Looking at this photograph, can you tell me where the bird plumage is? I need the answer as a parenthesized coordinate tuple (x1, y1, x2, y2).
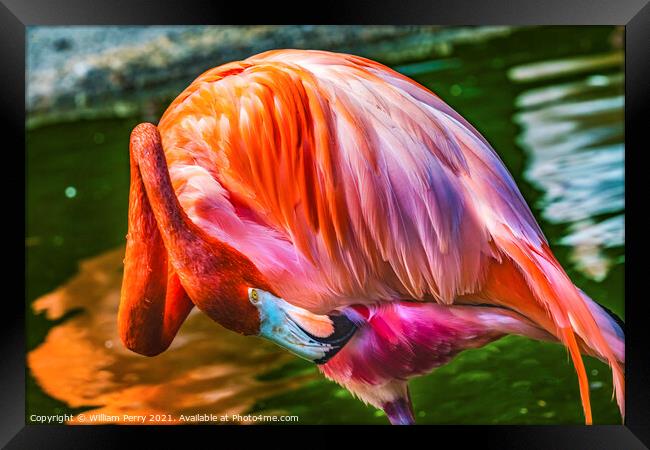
(124, 49, 623, 423)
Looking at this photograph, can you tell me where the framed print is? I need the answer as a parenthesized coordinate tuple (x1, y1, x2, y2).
(4, 0, 649, 447)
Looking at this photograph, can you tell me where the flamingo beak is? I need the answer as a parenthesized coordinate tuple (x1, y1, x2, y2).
(248, 288, 356, 364)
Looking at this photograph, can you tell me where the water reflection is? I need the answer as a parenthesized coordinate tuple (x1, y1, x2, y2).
(28, 247, 313, 424)
(511, 52, 624, 281)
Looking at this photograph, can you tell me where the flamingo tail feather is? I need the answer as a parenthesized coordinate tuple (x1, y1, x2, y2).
(478, 235, 624, 424)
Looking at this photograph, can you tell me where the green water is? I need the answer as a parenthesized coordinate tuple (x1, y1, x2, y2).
(26, 26, 624, 424)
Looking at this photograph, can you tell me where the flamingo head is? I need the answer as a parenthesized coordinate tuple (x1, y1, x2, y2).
(247, 287, 357, 364)
(177, 240, 356, 364)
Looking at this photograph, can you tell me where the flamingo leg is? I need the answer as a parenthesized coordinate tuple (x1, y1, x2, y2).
(117, 125, 194, 356)
(383, 385, 415, 425)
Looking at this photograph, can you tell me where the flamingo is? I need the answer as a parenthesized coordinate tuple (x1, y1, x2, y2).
(118, 49, 624, 425)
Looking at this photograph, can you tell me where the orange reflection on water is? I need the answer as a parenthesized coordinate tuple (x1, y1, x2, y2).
(28, 247, 315, 424)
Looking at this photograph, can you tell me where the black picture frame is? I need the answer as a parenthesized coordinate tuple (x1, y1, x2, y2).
(6, 0, 648, 447)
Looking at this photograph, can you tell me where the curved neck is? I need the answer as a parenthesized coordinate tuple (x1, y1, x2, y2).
(130, 124, 202, 251)
(129, 123, 264, 334)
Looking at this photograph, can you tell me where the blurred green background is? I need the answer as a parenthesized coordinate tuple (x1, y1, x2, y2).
(26, 25, 624, 424)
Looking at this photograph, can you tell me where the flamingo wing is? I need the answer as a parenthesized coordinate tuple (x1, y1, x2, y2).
(157, 50, 539, 307)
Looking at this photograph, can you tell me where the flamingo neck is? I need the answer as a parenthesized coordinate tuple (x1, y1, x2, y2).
(130, 124, 204, 253)
(129, 123, 263, 334)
